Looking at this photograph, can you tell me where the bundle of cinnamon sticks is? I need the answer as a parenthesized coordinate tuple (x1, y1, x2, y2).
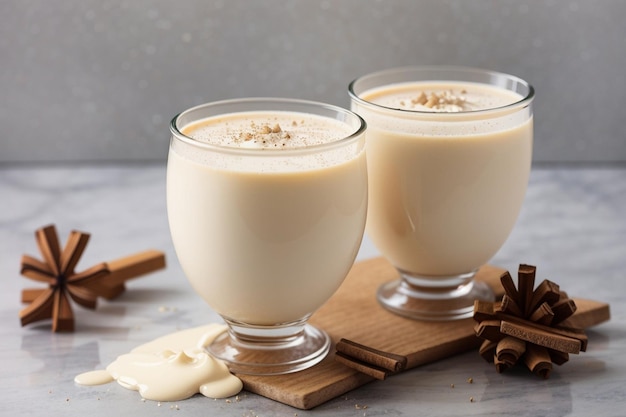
(19, 224, 166, 332)
(473, 265, 587, 378)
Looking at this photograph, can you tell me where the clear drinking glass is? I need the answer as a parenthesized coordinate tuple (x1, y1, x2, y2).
(167, 98, 367, 374)
(349, 66, 534, 320)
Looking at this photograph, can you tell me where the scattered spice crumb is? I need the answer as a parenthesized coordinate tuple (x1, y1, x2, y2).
(467, 377, 473, 384)
(450, 383, 455, 388)
(66, 398, 70, 402)
(470, 396, 475, 403)
(157, 402, 162, 407)
(225, 399, 231, 403)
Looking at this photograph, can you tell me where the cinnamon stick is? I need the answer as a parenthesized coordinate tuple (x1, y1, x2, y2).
(529, 280, 561, 313)
(517, 264, 536, 317)
(548, 349, 569, 366)
(479, 340, 498, 363)
(68, 263, 114, 298)
(500, 271, 519, 301)
(550, 298, 577, 325)
(52, 290, 74, 332)
(524, 344, 552, 379)
(59, 230, 91, 276)
(65, 283, 98, 309)
(103, 250, 167, 296)
(475, 320, 505, 342)
(36, 226, 62, 276)
(20, 255, 55, 284)
(496, 336, 526, 367)
(500, 320, 581, 354)
(334, 352, 388, 380)
(21, 288, 46, 303)
(528, 302, 554, 325)
(473, 300, 495, 322)
(19, 288, 55, 327)
(498, 294, 524, 317)
(335, 338, 407, 373)
(496, 313, 588, 351)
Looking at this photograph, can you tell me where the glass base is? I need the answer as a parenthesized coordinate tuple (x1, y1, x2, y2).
(377, 269, 495, 321)
(208, 319, 330, 375)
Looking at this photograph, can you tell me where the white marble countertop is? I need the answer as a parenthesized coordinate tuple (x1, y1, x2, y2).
(1, 163, 624, 416)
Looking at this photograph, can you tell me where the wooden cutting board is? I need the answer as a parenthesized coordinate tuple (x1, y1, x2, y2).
(238, 257, 610, 409)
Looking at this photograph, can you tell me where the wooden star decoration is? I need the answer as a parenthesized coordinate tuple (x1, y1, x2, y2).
(19, 224, 166, 332)
(473, 264, 587, 379)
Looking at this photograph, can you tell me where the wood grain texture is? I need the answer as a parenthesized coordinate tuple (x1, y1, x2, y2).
(238, 257, 610, 409)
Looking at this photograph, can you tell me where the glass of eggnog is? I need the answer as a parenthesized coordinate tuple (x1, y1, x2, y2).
(349, 66, 534, 320)
(167, 98, 367, 374)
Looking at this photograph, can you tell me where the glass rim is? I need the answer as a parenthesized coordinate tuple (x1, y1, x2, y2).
(348, 65, 535, 117)
(169, 97, 367, 157)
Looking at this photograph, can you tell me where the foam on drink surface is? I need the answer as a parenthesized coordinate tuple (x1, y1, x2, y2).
(182, 111, 354, 149)
(362, 81, 522, 113)
(355, 81, 527, 138)
(174, 110, 361, 173)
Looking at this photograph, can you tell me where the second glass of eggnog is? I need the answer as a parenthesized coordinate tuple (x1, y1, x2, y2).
(349, 66, 534, 320)
(167, 98, 367, 374)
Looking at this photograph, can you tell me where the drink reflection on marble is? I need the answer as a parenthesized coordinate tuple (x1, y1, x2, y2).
(167, 98, 367, 375)
(349, 66, 534, 320)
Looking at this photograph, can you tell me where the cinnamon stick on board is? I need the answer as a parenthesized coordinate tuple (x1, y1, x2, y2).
(335, 338, 407, 380)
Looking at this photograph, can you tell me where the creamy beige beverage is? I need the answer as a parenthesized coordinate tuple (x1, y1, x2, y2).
(167, 111, 367, 325)
(75, 324, 243, 401)
(355, 81, 532, 276)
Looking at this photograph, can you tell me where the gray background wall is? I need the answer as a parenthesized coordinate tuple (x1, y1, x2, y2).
(1, 0, 625, 164)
